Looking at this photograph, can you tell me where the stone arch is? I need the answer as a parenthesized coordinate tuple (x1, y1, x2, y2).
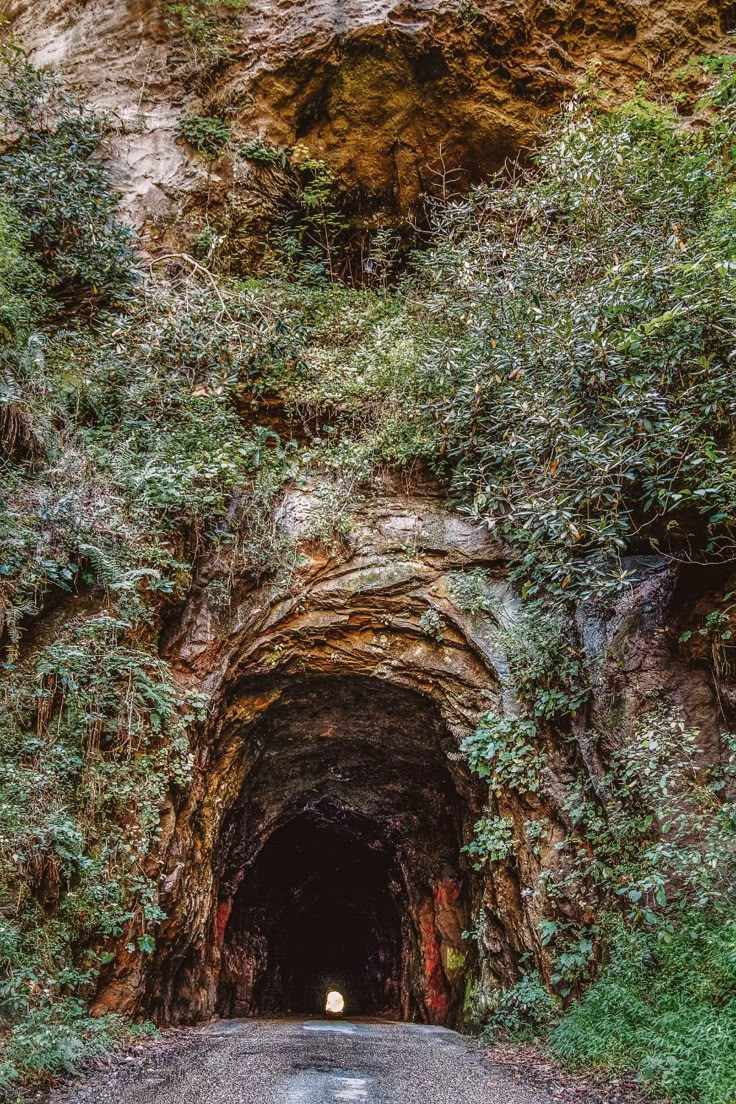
(92, 490, 563, 1027)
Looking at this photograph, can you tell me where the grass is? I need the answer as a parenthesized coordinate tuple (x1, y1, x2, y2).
(550, 912, 736, 1104)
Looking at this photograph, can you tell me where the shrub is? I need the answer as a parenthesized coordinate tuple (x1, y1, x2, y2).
(414, 65, 736, 599)
(462, 815, 514, 867)
(550, 912, 736, 1104)
(0, 49, 135, 310)
(0, 999, 156, 1095)
(0, 199, 48, 342)
(483, 973, 560, 1041)
(176, 112, 231, 159)
(502, 609, 589, 720)
(461, 714, 547, 794)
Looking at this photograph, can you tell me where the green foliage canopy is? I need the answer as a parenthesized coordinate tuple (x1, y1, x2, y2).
(410, 77, 736, 598)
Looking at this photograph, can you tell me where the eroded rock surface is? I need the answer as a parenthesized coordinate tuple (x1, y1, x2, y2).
(5, 0, 730, 250)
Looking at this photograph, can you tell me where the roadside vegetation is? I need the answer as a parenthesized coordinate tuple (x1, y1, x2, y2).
(1, 35, 735, 1102)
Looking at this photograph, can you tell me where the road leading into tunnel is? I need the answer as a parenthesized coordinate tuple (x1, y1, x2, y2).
(50, 1019, 553, 1104)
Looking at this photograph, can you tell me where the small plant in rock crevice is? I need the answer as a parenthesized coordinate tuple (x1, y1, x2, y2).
(461, 715, 548, 795)
(176, 111, 231, 159)
(164, 0, 247, 74)
(501, 608, 589, 721)
(419, 607, 446, 642)
(448, 568, 494, 615)
(240, 137, 289, 168)
(679, 589, 736, 687)
(462, 815, 514, 867)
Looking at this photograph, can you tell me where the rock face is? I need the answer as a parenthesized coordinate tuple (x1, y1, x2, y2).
(93, 488, 508, 1025)
(4, 0, 734, 1034)
(5, 0, 730, 251)
(86, 483, 728, 1028)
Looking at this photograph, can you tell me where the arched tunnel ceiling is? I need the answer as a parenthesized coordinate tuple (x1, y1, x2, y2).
(170, 489, 515, 735)
(218, 676, 471, 889)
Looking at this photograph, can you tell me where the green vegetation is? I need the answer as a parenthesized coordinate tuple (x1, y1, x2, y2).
(0, 47, 134, 310)
(550, 912, 736, 1104)
(482, 972, 559, 1040)
(1, 38, 736, 1103)
(164, 0, 247, 71)
(0, 53, 292, 1095)
(462, 815, 514, 867)
(447, 568, 494, 615)
(461, 716, 547, 795)
(176, 111, 231, 159)
(473, 705, 736, 1103)
(501, 610, 589, 720)
(418, 72, 736, 601)
(419, 607, 446, 641)
(239, 137, 289, 168)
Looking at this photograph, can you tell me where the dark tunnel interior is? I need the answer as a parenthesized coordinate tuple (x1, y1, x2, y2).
(219, 814, 403, 1017)
(213, 676, 482, 1024)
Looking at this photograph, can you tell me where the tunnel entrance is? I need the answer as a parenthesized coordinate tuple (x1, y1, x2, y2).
(218, 813, 403, 1017)
(212, 676, 480, 1025)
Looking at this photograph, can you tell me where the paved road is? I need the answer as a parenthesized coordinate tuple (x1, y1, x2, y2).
(51, 1019, 552, 1104)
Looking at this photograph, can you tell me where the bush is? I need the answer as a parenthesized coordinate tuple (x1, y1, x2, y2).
(482, 974, 560, 1041)
(462, 815, 514, 867)
(176, 112, 231, 159)
(413, 67, 736, 599)
(0, 999, 156, 1095)
(550, 912, 736, 1104)
(0, 199, 48, 342)
(461, 714, 547, 794)
(0, 49, 136, 310)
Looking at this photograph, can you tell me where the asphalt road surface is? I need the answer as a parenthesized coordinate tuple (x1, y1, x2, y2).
(50, 1019, 553, 1104)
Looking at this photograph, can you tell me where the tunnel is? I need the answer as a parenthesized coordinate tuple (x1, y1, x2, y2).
(218, 812, 403, 1017)
(211, 676, 481, 1025)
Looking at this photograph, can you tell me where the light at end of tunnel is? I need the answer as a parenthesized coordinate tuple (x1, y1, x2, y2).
(325, 990, 345, 1015)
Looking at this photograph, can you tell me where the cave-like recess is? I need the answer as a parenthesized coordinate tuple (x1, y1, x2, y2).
(211, 676, 479, 1024)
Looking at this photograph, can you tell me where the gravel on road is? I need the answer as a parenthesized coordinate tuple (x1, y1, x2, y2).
(48, 1018, 554, 1104)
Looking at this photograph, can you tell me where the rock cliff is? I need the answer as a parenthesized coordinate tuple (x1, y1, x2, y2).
(5, 0, 729, 251)
(3, 0, 734, 1037)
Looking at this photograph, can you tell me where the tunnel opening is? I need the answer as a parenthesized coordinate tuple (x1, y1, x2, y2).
(211, 676, 481, 1026)
(218, 812, 403, 1018)
(325, 991, 344, 1015)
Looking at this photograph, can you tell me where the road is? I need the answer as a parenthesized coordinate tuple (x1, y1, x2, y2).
(50, 1019, 553, 1104)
